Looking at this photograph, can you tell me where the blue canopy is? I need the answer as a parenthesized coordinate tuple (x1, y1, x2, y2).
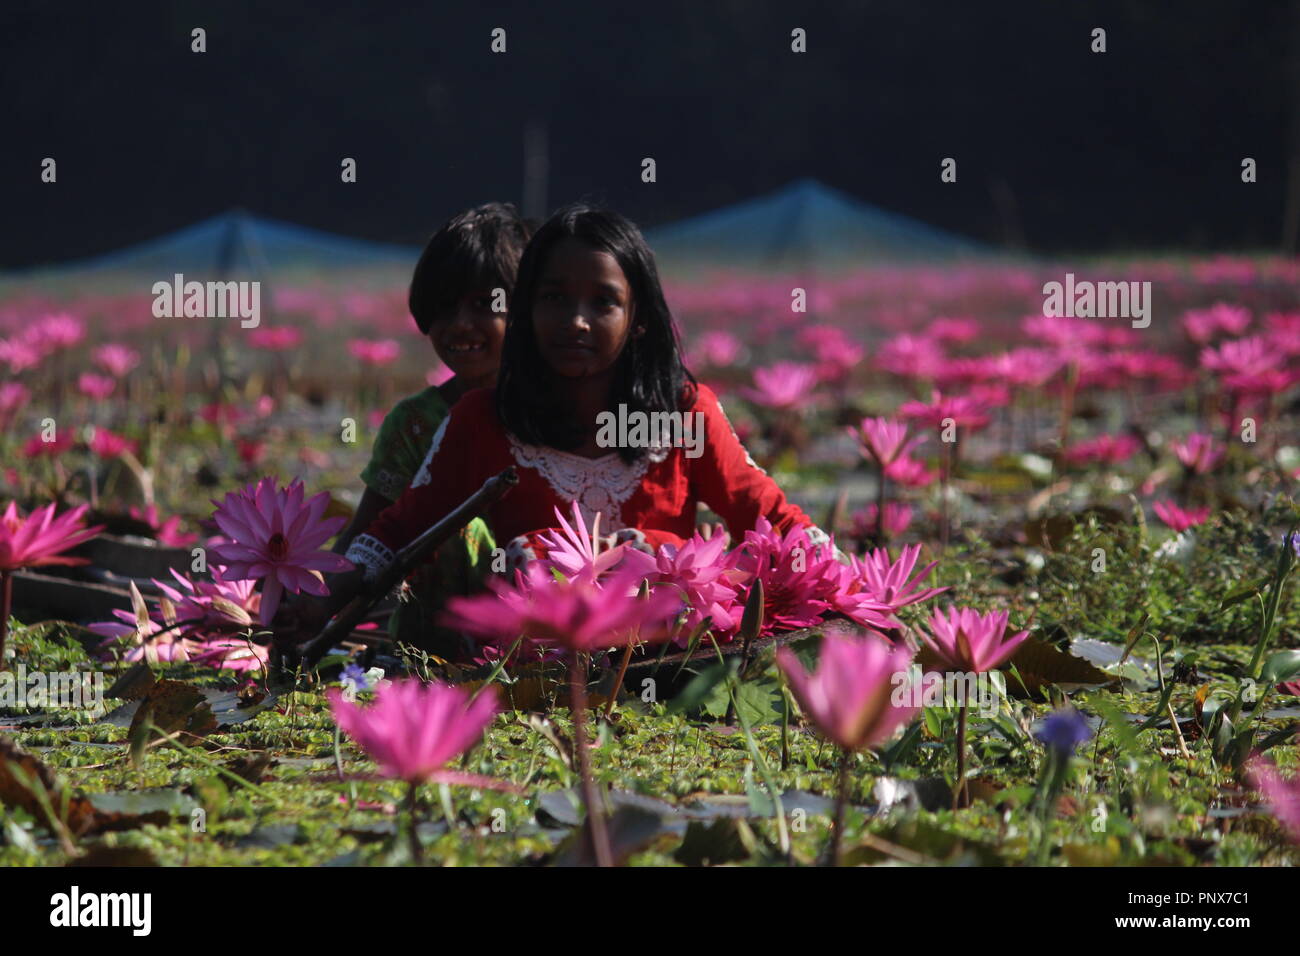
(645, 178, 991, 269)
(27, 209, 420, 278)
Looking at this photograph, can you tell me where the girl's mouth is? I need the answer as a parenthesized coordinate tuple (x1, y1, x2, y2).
(444, 342, 486, 354)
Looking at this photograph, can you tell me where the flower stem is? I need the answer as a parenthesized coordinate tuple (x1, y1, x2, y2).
(0, 568, 12, 670)
(829, 749, 851, 867)
(604, 639, 636, 721)
(407, 780, 423, 864)
(570, 650, 612, 867)
(875, 466, 887, 544)
(953, 701, 969, 810)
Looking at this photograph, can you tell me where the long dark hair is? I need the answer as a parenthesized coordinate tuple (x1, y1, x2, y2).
(496, 203, 695, 464)
(408, 202, 534, 334)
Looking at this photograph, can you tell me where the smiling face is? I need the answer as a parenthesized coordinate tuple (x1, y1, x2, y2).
(427, 289, 507, 384)
(531, 238, 636, 380)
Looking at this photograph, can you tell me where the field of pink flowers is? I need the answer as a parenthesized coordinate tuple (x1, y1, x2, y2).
(2, 255, 1299, 867)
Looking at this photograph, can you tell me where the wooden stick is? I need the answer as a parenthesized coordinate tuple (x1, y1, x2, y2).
(297, 467, 518, 669)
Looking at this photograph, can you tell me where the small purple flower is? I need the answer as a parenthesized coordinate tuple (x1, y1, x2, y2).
(1035, 707, 1093, 756)
(340, 663, 370, 698)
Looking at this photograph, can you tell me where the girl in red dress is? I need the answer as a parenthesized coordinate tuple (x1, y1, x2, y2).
(341, 202, 829, 585)
(282, 204, 830, 648)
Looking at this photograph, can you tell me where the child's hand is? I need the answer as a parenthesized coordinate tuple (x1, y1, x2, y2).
(698, 522, 731, 548)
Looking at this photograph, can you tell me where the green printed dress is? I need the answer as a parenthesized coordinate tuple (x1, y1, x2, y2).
(360, 386, 496, 657)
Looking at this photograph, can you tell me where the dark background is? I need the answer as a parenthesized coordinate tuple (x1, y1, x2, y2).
(3, 0, 1297, 268)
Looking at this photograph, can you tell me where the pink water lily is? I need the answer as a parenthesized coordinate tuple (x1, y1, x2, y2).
(1152, 500, 1211, 534)
(730, 517, 839, 634)
(1247, 756, 1300, 843)
(128, 504, 200, 548)
(0, 501, 103, 573)
(537, 502, 628, 583)
(77, 373, 116, 401)
(92, 343, 141, 378)
(884, 454, 938, 488)
(442, 561, 682, 656)
(1170, 433, 1225, 474)
(740, 362, 819, 409)
(1183, 303, 1251, 344)
(899, 389, 990, 432)
(211, 477, 352, 625)
(346, 338, 401, 366)
(645, 531, 748, 642)
(330, 678, 499, 784)
(87, 427, 137, 459)
(1062, 433, 1141, 466)
(89, 566, 268, 672)
(919, 606, 1029, 674)
(852, 544, 947, 614)
(850, 417, 920, 467)
(776, 632, 918, 752)
(852, 503, 913, 540)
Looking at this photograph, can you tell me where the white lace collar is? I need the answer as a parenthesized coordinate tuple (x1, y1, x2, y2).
(507, 435, 668, 528)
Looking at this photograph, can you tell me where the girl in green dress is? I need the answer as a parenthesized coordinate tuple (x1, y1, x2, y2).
(333, 202, 533, 657)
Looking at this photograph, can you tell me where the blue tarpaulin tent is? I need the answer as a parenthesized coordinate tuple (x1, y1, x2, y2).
(645, 178, 991, 270)
(23, 210, 421, 278)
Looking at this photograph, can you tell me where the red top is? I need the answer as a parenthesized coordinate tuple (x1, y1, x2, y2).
(345, 384, 816, 577)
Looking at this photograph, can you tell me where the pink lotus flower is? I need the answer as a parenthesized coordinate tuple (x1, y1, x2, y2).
(88, 427, 137, 459)
(26, 313, 85, 352)
(1182, 303, 1251, 344)
(852, 503, 913, 540)
(210, 477, 353, 625)
(919, 606, 1029, 674)
(90, 566, 266, 672)
(740, 362, 819, 409)
(537, 502, 631, 583)
(1200, 336, 1278, 378)
(877, 334, 946, 380)
(926, 317, 981, 344)
(92, 343, 141, 378)
(1152, 500, 1210, 534)
(347, 338, 401, 366)
(729, 517, 839, 634)
(643, 531, 747, 641)
(776, 632, 919, 752)
(883, 454, 938, 488)
(1, 501, 104, 659)
(248, 327, 304, 351)
(1246, 756, 1300, 843)
(77, 373, 116, 401)
(852, 544, 948, 614)
(1062, 433, 1141, 466)
(128, 504, 199, 547)
(690, 330, 742, 368)
(0, 383, 29, 429)
(329, 679, 499, 783)
(1170, 433, 1225, 474)
(443, 562, 682, 655)
(985, 348, 1062, 389)
(21, 433, 73, 458)
(849, 417, 920, 467)
(0, 500, 100, 573)
(0, 338, 42, 374)
(899, 389, 990, 432)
